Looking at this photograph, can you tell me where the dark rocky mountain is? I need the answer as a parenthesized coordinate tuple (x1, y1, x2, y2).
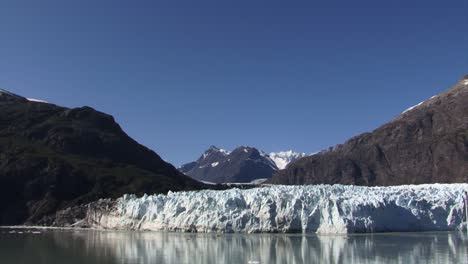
(180, 146, 278, 183)
(270, 75, 468, 186)
(0, 89, 202, 225)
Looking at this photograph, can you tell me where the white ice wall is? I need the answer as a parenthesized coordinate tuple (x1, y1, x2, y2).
(88, 184, 468, 234)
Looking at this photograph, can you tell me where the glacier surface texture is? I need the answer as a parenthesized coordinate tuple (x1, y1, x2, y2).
(88, 184, 468, 234)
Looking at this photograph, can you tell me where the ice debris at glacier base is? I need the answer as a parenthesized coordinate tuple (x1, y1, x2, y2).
(89, 184, 468, 234)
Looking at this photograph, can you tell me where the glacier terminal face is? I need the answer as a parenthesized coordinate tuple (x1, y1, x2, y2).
(87, 184, 468, 234)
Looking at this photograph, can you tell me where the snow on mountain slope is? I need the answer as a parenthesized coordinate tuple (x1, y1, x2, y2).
(179, 146, 278, 183)
(401, 95, 437, 114)
(180, 147, 309, 183)
(27, 98, 48, 103)
(86, 184, 468, 234)
(402, 75, 468, 115)
(269, 151, 307, 169)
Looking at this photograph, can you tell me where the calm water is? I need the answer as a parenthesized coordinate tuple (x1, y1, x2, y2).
(0, 228, 467, 264)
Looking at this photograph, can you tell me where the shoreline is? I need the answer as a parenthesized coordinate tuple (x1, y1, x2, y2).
(1, 226, 467, 237)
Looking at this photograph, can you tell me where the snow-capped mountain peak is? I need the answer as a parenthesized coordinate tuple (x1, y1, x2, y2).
(180, 146, 312, 183)
(180, 146, 279, 183)
(269, 151, 307, 169)
(201, 146, 229, 159)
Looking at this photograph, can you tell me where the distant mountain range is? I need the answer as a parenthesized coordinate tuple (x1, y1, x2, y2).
(0, 89, 202, 225)
(270, 75, 468, 185)
(179, 146, 308, 183)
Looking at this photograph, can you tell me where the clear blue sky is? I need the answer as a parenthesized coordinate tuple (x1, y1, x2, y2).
(1, 0, 467, 166)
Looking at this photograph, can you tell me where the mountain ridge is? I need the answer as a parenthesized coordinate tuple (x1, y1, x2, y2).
(0, 89, 202, 225)
(270, 75, 468, 185)
(180, 146, 309, 183)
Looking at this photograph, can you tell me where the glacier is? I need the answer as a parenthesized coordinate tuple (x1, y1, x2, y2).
(86, 184, 468, 234)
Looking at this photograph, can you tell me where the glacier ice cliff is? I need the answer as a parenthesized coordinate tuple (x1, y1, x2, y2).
(85, 184, 468, 234)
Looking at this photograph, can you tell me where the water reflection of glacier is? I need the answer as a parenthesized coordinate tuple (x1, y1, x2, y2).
(53, 230, 467, 264)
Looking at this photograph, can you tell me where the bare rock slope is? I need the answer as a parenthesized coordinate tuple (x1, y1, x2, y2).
(270, 76, 468, 185)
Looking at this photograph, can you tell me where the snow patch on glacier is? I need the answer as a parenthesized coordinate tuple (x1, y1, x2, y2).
(88, 184, 468, 234)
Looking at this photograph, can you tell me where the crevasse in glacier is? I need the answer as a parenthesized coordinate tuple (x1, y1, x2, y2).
(88, 184, 468, 234)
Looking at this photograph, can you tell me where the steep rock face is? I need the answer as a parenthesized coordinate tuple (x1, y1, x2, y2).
(180, 146, 278, 183)
(270, 76, 468, 185)
(0, 90, 201, 225)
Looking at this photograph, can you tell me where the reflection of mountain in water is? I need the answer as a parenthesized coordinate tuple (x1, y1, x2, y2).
(1, 229, 467, 264)
(56, 231, 468, 264)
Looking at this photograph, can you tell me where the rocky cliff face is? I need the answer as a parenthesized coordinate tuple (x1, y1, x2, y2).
(0, 89, 202, 225)
(270, 76, 468, 186)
